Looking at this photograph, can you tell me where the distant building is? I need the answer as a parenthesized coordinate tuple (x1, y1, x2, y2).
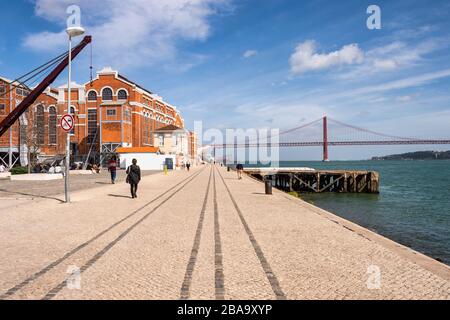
(154, 125, 199, 166)
(0, 67, 197, 168)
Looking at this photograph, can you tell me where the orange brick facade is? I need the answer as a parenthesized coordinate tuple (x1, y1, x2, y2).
(0, 68, 190, 166)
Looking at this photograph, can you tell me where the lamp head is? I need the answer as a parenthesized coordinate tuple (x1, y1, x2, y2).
(66, 26, 85, 38)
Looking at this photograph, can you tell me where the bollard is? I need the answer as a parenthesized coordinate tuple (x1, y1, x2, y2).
(265, 178, 272, 195)
(227, 166, 230, 172)
(164, 165, 168, 175)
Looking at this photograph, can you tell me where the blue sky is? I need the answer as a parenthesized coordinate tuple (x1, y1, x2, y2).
(1, 0, 450, 160)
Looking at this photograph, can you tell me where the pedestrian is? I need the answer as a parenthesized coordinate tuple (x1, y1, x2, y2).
(108, 156, 118, 184)
(186, 160, 191, 172)
(236, 163, 244, 180)
(126, 158, 141, 199)
(0, 164, 5, 173)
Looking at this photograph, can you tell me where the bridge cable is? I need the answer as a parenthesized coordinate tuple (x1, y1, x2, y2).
(327, 117, 418, 141)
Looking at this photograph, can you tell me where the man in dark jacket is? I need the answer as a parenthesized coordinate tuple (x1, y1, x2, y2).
(126, 159, 141, 199)
(236, 163, 244, 180)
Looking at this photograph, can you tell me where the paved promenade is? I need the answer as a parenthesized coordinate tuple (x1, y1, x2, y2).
(0, 165, 449, 300)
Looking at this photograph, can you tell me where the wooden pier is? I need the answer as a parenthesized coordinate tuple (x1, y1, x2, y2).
(244, 168, 379, 194)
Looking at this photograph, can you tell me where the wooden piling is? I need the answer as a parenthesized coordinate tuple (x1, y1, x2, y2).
(245, 168, 380, 194)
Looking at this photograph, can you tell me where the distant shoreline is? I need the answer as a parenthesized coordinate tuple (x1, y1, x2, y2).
(370, 150, 450, 161)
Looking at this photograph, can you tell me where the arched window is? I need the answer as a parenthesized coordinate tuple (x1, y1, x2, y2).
(87, 91, 97, 101)
(48, 106, 57, 144)
(118, 89, 128, 100)
(102, 88, 113, 101)
(35, 105, 45, 145)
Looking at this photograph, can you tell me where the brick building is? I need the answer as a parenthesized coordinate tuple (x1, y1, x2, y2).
(0, 67, 196, 168)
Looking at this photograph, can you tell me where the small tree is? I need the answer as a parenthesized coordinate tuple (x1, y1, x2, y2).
(19, 110, 42, 173)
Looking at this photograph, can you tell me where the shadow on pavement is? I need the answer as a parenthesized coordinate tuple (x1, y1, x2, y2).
(108, 194, 132, 199)
(0, 189, 65, 203)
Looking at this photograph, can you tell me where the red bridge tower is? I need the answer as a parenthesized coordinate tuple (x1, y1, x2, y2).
(323, 116, 329, 162)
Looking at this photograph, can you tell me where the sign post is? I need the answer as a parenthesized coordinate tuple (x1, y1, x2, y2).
(61, 114, 75, 203)
(61, 114, 75, 132)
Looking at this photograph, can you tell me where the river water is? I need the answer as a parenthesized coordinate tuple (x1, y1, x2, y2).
(256, 160, 450, 265)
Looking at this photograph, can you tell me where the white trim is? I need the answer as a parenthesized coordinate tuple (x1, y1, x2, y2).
(129, 101, 156, 112)
(86, 89, 98, 101)
(83, 68, 138, 94)
(80, 69, 182, 116)
(44, 87, 59, 100)
(116, 88, 129, 98)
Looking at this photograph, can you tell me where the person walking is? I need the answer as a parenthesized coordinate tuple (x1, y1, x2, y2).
(108, 156, 118, 184)
(186, 160, 191, 172)
(236, 163, 244, 180)
(126, 159, 141, 199)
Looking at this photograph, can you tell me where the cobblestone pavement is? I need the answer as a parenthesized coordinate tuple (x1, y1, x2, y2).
(0, 165, 449, 300)
(0, 170, 158, 201)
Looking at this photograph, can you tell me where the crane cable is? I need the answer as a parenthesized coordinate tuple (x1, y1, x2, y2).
(89, 41, 94, 86)
(0, 50, 69, 99)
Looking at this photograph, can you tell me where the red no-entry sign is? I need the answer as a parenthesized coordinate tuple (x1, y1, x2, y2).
(61, 114, 75, 132)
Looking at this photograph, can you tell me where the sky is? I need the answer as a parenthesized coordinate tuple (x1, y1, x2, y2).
(1, 0, 450, 160)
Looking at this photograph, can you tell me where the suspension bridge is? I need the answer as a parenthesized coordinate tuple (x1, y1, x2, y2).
(213, 116, 450, 161)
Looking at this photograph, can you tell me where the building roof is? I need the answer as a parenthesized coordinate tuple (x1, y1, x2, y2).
(100, 101, 127, 106)
(154, 125, 184, 132)
(116, 146, 160, 154)
(88, 67, 155, 97)
(0, 76, 13, 83)
(0, 76, 30, 88)
(58, 81, 84, 89)
(88, 67, 182, 115)
(117, 73, 154, 96)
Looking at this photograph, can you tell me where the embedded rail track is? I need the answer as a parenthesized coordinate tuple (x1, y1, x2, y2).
(3, 165, 447, 300)
(179, 165, 286, 300)
(0, 166, 207, 300)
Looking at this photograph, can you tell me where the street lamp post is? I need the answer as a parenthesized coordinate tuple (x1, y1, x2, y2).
(8, 82, 13, 170)
(65, 26, 85, 203)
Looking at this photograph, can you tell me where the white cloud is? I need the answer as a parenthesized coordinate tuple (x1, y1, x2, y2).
(243, 50, 257, 58)
(23, 30, 67, 51)
(234, 101, 329, 130)
(349, 68, 450, 95)
(339, 39, 443, 79)
(24, 0, 230, 68)
(373, 59, 398, 70)
(396, 95, 412, 102)
(289, 40, 364, 74)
